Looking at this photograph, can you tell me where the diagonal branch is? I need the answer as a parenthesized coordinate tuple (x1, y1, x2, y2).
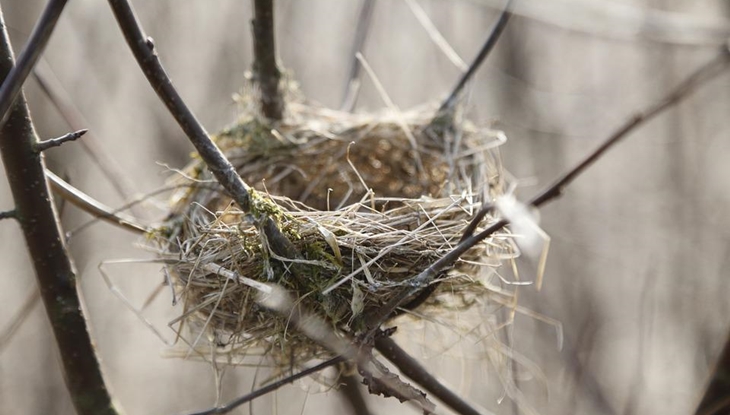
(0, 6, 119, 415)
(106, 0, 297, 258)
(251, 0, 284, 121)
(434, 0, 513, 119)
(340, 0, 377, 112)
(183, 356, 345, 415)
(0, 0, 68, 128)
(369, 47, 730, 332)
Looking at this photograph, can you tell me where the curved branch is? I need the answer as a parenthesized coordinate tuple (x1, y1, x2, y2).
(0, 0, 68, 128)
(0, 7, 119, 415)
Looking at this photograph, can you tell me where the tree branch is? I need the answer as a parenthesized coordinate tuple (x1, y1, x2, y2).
(183, 356, 345, 415)
(0, 0, 68, 128)
(369, 47, 730, 332)
(106, 0, 297, 257)
(434, 0, 513, 119)
(251, 0, 284, 121)
(0, 209, 15, 220)
(0, 6, 119, 415)
(35, 128, 87, 152)
(375, 335, 483, 415)
(696, 332, 730, 414)
(340, 0, 377, 112)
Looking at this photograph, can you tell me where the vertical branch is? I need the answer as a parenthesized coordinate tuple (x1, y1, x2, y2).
(252, 0, 284, 121)
(340, 0, 376, 112)
(0, 7, 119, 415)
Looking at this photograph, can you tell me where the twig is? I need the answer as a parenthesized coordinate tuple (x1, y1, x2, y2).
(340, 0, 377, 112)
(375, 335, 485, 415)
(0, 0, 68, 128)
(106, 0, 297, 257)
(33, 65, 140, 209)
(252, 0, 284, 121)
(45, 169, 150, 234)
(35, 128, 87, 152)
(434, 0, 512, 118)
(0, 6, 119, 415)
(183, 356, 345, 415)
(0, 209, 15, 220)
(368, 47, 730, 332)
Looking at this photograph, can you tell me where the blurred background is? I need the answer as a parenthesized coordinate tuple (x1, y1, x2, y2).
(1, 0, 730, 414)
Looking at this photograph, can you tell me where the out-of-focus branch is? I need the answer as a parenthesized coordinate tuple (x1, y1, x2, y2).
(0, 0, 68, 127)
(251, 0, 284, 121)
(183, 356, 345, 415)
(0, 6, 119, 415)
(696, 331, 730, 415)
(369, 47, 730, 331)
(434, 0, 512, 119)
(45, 169, 149, 234)
(340, 0, 376, 112)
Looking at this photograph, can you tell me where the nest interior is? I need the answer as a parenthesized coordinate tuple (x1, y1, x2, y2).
(154, 103, 513, 367)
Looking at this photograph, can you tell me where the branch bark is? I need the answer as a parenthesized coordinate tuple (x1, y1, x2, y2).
(0, 6, 119, 415)
(252, 0, 284, 121)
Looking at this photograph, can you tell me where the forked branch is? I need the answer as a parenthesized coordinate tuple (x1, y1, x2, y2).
(370, 46, 730, 332)
(0, 6, 119, 415)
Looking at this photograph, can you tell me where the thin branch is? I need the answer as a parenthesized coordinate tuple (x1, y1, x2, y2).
(434, 0, 513, 118)
(0, 209, 15, 220)
(45, 169, 150, 234)
(0, 6, 119, 415)
(340, 0, 377, 112)
(252, 0, 284, 121)
(33, 65, 140, 209)
(375, 335, 484, 415)
(0, 0, 68, 128)
(183, 356, 345, 415)
(35, 128, 87, 152)
(106, 0, 297, 257)
(368, 47, 730, 332)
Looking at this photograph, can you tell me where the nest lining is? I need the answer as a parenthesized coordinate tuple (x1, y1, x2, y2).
(154, 102, 514, 367)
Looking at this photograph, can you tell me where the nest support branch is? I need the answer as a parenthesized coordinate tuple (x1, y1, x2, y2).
(251, 0, 285, 121)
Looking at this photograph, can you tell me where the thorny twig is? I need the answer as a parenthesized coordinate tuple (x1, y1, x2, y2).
(252, 0, 285, 121)
(0, 5, 119, 415)
(0, 0, 68, 128)
(369, 46, 730, 333)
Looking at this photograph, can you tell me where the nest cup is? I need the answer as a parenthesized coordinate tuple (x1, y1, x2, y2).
(154, 101, 512, 368)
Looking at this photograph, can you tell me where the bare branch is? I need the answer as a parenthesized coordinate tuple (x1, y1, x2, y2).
(434, 0, 513, 118)
(183, 356, 345, 415)
(340, 0, 377, 112)
(35, 128, 87, 152)
(45, 170, 150, 234)
(252, 0, 284, 121)
(369, 47, 730, 332)
(0, 0, 68, 128)
(106, 0, 298, 258)
(339, 373, 373, 415)
(0, 209, 15, 220)
(0, 6, 119, 414)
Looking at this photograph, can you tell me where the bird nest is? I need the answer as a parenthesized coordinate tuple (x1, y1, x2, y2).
(151, 102, 515, 369)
